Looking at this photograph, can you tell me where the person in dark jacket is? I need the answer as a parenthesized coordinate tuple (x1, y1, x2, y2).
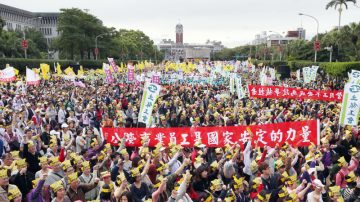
(22, 140, 41, 174)
(10, 158, 35, 201)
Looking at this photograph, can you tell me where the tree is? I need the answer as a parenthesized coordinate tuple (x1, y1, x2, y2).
(55, 8, 108, 60)
(326, 0, 357, 31)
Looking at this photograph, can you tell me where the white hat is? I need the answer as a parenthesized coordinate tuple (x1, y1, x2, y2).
(50, 130, 60, 136)
(61, 123, 69, 128)
(313, 179, 324, 188)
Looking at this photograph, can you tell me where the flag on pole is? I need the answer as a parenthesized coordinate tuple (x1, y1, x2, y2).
(56, 63, 62, 75)
(138, 82, 161, 127)
(127, 64, 135, 82)
(103, 63, 114, 84)
(229, 74, 235, 94)
(340, 83, 360, 126)
(26, 68, 40, 85)
(348, 70, 360, 84)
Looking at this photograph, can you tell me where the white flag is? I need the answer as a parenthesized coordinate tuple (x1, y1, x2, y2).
(310, 65, 319, 81)
(340, 83, 360, 126)
(302, 67, 311, 84)
(0, 66, 16, 82)
(26, 68, 40, 85)
(138, 82, 161, 127)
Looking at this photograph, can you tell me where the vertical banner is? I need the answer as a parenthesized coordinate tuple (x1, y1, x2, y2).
(40, 63, 50, 80)
(127, 64, 135, 82)
(235, 76, 245, 99)
(138, 83, 161, 127)
(310, 65, 319, 81)
(340, 83, 360, 126)
(26, 68, 40, 86)
(302, 67, 312, 84)
(103, 63, 114, 84)
(230, 74, 235, 94)
(151, 72, 161, 84)
(348, 70, 360, 84)
(107, 57, 119, 72)
(296, 69, 301, 81)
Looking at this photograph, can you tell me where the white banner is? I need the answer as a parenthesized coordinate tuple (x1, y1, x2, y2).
(348, 70, 360, 84)
(296, 69, 301, 81)
(340, 83, 360, 126)
(310, 65, 319, 81)
(0, 67, 16, 82)
(269, 67, 276, 80)
(302, 67, 311, 84)
(235, 76, 245, 99)
(138, 82, 161, 127)
(26, 68, 40, 85)
(230, 74, 235, 94)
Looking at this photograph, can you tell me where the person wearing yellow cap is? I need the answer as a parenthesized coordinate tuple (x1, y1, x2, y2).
(10, 158, 35, 201)
(8, 185, 22, 202)
(335, 156, 358, 188)
(45, 156, 64, 186)
(35, 156, 50, 179)
(27, 172, 47, 201)
(0, 168, 19, 201)
(79, 161, 99, 201)
(66, 172, 100, 201)
(342, 171, 358, 201)
(50, 180, 71, 202)
(22, 138, 41, 174)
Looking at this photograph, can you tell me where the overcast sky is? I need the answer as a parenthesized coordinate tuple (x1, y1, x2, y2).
(2, 0, 360, 48)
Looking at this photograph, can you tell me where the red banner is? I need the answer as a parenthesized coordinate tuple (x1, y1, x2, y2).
(102, 120, 320, 148)
(248, 85, 343, 102)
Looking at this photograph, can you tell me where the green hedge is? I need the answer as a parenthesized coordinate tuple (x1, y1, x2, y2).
(321, 62, 360, 76)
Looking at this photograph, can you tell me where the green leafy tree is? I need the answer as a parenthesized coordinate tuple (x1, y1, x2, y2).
(55, 8, 108, 60)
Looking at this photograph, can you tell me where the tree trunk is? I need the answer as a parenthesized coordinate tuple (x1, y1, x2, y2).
(338, 6, 342, 31)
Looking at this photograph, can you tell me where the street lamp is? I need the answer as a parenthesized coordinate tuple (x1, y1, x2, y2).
(95, 33, 108, 60)
(140, 36, 144, 61)
(299, 12, 319, 62)
(269, 30, 283, 61)
(23, 17, 42, 58)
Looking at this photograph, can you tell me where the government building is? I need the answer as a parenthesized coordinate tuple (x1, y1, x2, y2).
(0, 3, 59, 58)
(158, 24, 224, 62)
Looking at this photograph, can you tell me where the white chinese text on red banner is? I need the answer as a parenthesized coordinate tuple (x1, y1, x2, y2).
(248, 85, 343, 102)
(102, 120, 320, 148)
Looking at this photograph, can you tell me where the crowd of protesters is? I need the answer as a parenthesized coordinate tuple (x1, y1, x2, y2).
(0, 61, 359, 202)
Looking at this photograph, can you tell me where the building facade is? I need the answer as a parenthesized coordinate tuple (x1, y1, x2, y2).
(158, 24, 224, 61)
(252, 28, 306, 48)
(0, 3, 59, 58)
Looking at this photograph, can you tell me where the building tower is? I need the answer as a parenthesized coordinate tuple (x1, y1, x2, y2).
(176, 24, 183, 44)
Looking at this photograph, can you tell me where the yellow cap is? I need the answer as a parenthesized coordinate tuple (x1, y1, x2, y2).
(16, 159, 27, 169)
(338, 156, 347, 166)
(120, 149, 127, 155)
(131, 167, 140, 177)
(0, 169, 8, 179)
(346, 171, 356, 182)
(50, 180, 64, 192)
(252, 177, 261, 188)
(68, 172, 78, 183)
(10, 151, 20, 158)
(39, 156, 48, 164)
(154, 175, 164, 188)
(32, 178, 41, 188)
(233, 176, 244, 189)
(116, 173, 126, 185)
(100, 171, 111, 179)
(8, 186, 22, 200)
(275, 159, 284, 169)
(210, 179, 222, 191)
(210, 161, 218, 169)
(91, 138, 98, 147)
(62, 160, 72, 171)
(49, 156, 60, 167)
(82, 161, 91, 171)
(350, 147, 358, 156)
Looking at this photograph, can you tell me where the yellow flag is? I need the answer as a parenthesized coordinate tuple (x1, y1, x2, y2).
(56, 63, 62, 75)
(40, 63, 50, 80)
(78, 65, 84, 76)
(13, 68, 19, 75)
(64, 66, 75, 76)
